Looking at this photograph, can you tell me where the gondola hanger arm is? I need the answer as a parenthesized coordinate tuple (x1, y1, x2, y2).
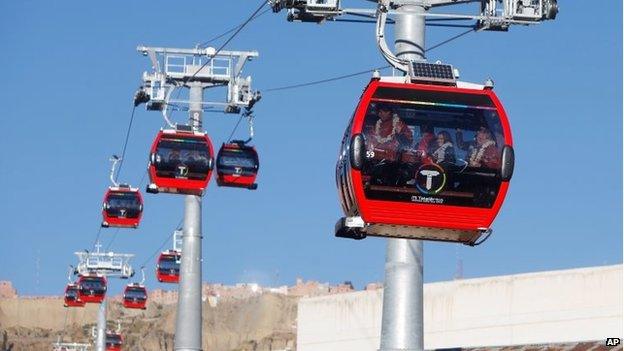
(376, 0, 411, 72)
(67, 265, 75, 283)
(108, 155, 121, 187)
(139, 267, 146, 285)
(161, 86, 177, 129)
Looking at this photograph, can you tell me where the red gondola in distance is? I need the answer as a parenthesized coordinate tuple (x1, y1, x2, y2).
(64, 283, 85, 307)
(216, 141, 259, 190)
(101, 185, 143, 228)
(147, 126, 214, 196)
(156, 250, 181, 284)
(335, 75, 514, 245)
(77, 274, 107, 304)
(106, 333, 123, 351)
(122, 283, 148, 310)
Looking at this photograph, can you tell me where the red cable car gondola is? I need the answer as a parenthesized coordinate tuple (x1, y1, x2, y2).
(77, 274, 107, 304)
(156, 250, 181, 283)
(105, 332, 123, 351)
(147, 126, 214, 195)
(335, 76, 514, 245)
(101, 185, 143, 228)
(216, 141, 259, 190)
(63, 283, 85, 307)
(122, 283, 148, 310)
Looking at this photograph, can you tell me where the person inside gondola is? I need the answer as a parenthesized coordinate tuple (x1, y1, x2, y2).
(186, 150, 209, 167)
(456, 127, 499, 169)
(415, 124, 436, 162)
(168, 149, 181, 164)
(365, 103, 414, 186)
(431, 131, 456, 166)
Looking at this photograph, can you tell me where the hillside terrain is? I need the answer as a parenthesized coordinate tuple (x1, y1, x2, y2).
(0, 293, 297, 351)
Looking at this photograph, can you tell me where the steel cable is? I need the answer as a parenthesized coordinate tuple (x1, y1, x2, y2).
(262, 28, 476, 93)
(198, 7, 271, 48)
(114, 105, 137, 182)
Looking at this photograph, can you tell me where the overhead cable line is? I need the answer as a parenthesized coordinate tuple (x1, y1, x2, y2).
(262, 27, 475, 93)
(114, 105, 137, 182)
(425, 27, 475, 53)
(264, 65, 392, 92)
(226, 115, 245, 142)
(138, 217, 184, 269)
(198, 7, 271, 48)
(185, 0, 268, 83)
(105, 228, 121, 251)
(92, 227, 103, 251)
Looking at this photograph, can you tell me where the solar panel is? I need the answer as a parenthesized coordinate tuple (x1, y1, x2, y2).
(409, 62, 456, 85)
(176, 124, 194, 132)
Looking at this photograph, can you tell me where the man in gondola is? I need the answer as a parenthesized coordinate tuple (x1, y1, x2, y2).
(365, 103, 414, 186)
(456, 126, 500, 169)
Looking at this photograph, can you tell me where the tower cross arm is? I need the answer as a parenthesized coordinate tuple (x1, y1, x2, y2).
(137, 45, 258, 59)
(425, 0, 480, 7)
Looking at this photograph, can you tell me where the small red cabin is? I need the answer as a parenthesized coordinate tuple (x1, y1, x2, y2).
(335, 77, 514, 245)
(101, 185, 143, 228)
(147, 126, 214, 196)
(106, 332, 123, 351)
(216, 141, 259, 190)
(64, 283, 85, 307)
(122, 283, 148, 310)
(156, 250, 181, 283)
(77, 274, 107, 303)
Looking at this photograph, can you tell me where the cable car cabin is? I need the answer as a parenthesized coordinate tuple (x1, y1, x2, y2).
(156, 250, 181, 283)
(147, 127, 214, 196)
(101, 185, 143, 228)
(64, 283, 85, 307)
(122, 283, 147, 309)
(77, 275, 107, 303)
(216, 141, 259, 190)
(335, 77, 514, 245)
(105, 333, 123, 351)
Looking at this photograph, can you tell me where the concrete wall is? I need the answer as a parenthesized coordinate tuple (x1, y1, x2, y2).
(297, 265, 623, 351)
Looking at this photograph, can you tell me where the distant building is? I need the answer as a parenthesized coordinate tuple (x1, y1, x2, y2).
(296, 265, 623, 351)
(288, 278, 330, 297)
(149, 289, 179, 305)
(0, 281, 17, 298)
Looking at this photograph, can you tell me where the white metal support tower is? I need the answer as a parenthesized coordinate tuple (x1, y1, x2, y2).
(270, 0, 557, 350)
(136, 45, 259, 351)
(74, 245, 135, 351)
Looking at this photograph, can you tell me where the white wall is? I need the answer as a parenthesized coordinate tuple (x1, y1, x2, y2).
(297, 265, 623, 351)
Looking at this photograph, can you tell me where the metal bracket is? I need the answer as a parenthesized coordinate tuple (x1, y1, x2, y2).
(173, 229, 183, 253)
(271, 0, 558, 32)
(136, 45, 260, 115)
(75, 245, 135, 278)
(52, 342, 91, 351)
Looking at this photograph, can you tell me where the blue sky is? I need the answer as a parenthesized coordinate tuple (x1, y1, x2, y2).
(0, 1, 621, 296)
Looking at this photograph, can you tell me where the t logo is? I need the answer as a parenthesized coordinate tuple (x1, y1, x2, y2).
(606, 338, 620, 346)
(419, 170, 440, 190)
(415, 164, 446, 195)
(178, 165, 189, 177)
